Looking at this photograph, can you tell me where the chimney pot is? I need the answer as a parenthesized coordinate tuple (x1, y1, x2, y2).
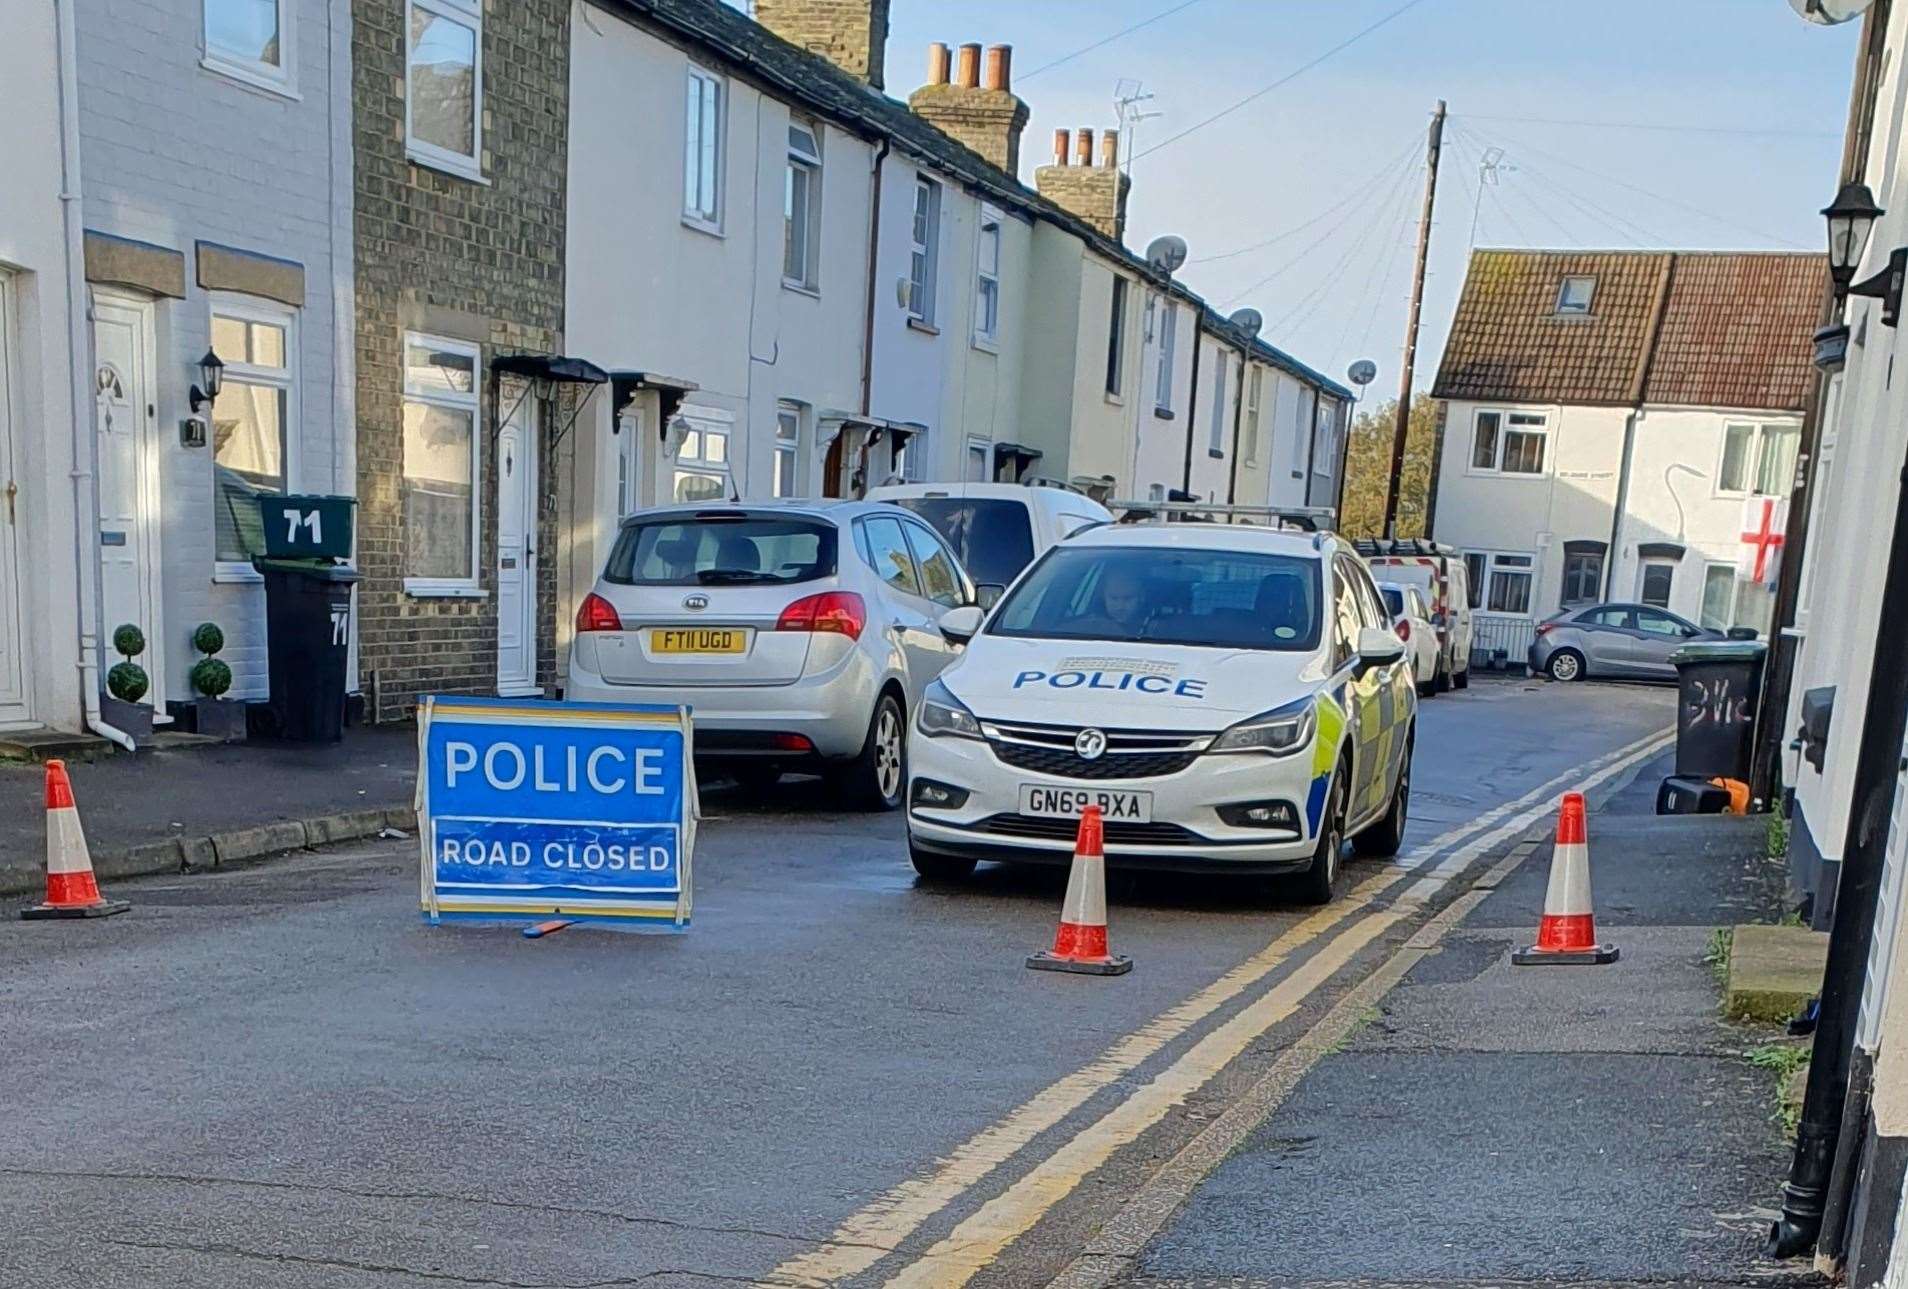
(1101, 130, 1119, 169)
(1074, 128, 1095, 167)
(985, 44, 1012, 92)
(956, 42, 982, 88)
(926, 42, 950, 86)
(1051, 128, 1070, 166)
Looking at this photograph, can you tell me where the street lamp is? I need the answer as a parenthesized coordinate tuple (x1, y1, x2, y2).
(188, 348, 224, 413)
(1823, 182, 1883, 295)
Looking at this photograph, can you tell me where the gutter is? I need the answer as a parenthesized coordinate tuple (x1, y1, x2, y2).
(1604, 253, 1677, 600)
(859, 138, 890, 418)
(54, 0, 132, 753)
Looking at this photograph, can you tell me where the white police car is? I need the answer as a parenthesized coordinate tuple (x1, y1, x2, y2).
(905, 524, 1417, 902)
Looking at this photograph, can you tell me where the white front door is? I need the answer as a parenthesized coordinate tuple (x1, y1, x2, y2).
(495, 394, 538, 694)
(0, 274, 26, 724)
(92, 292, 165, 712)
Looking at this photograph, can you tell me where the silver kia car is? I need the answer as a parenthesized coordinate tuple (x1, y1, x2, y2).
(565, 501, 979, 809)
(1528, 602, 1724, 682)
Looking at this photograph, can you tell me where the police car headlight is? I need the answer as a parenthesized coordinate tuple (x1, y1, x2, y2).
(1209, 697, 1316, 756)
(918, 679, 982, 740)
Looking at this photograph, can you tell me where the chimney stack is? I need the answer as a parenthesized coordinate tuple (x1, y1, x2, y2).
(1034, 126, 1133, 245)
(906, 40, 1032, 175)
(754, 0, 892, 90)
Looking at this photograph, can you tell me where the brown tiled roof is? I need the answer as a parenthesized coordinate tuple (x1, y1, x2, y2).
(1431, 249, 1825, 412)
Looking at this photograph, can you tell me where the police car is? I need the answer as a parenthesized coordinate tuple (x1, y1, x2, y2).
(905, 524, 1417, 902)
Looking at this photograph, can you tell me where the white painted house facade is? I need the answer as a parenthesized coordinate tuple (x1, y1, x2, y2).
(1429, 250, 1822, 664)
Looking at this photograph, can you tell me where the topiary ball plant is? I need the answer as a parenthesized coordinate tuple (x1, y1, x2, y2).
(113, 622, 146, 661)
(190, 657, 233, 699)
(107, 660, 149, 704)
(191, 621, 226, 657)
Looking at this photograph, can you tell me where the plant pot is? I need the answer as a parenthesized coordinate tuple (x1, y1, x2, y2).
(167, 697, 249, 742)
(98, 694, 155, 749)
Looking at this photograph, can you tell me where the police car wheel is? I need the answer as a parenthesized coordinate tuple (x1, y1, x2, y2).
(1353, 735, 1411, 859)
(909, 836, 977, 883)
(833, 692, 907, 812)
(1287, 768, 1347, 906)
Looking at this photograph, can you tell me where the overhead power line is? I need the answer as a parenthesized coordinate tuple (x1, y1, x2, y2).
(1019, 0, 1214, 82)
(1191, 132, 1423, 265)
(1131, 0, 1436, 164)
(1457, 112, 1841, 140)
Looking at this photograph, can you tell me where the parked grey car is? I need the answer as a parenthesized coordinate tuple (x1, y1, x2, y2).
(1528, 603, 1725, 682)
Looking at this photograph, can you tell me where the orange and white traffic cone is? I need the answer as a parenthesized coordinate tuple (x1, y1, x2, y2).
(20, 760, 129, 921)
(1512, 791, 1615, 965)
(1027, 806, 1132, 976)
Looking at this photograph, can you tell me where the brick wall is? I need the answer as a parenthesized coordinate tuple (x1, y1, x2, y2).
(353, 0, 569, 722)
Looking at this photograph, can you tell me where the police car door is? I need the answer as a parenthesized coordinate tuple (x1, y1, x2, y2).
(1338, 555, 1393, 823)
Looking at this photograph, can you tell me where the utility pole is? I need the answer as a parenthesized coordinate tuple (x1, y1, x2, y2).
(1382, 99, 1446, 539)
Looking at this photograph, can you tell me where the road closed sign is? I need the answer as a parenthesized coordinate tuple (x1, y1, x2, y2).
(416, 696, 697, 930)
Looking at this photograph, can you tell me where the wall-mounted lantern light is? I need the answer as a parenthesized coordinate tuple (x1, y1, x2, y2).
(188, 348, 224, 413)
(1824, 182, 1883, 296)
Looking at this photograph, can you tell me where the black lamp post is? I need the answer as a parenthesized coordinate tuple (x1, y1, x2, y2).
(1823, 182, 1883, 296)
(189, 348, 224, 413)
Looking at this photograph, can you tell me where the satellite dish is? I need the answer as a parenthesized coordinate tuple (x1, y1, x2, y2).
(1145, 235, 1188, 275)
(1789, 0, 1873, 23)
(1347, 359, 1378, 388)
(1228, 308, 1263, 339)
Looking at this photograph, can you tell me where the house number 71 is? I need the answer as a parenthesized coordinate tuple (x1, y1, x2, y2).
(286, 509, 322, 544)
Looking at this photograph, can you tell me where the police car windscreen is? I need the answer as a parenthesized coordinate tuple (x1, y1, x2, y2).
(892, 498, 1035, 587)
(603, 517, 837, 586)
(990, 546, 1322, 651)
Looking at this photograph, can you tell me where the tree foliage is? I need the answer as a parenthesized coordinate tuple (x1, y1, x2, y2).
(1339, 396, 1441, 540)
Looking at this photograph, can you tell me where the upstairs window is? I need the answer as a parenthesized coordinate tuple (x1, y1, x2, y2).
(1244, 366, 1264, 463)
(907, 177, 942, 324)
(973, 206, 1002, 347)
(1105, 276, 1128, 397)
(406, 0, 482, 180)
(784, 121, 821, 288)
(684, 67, 725, 230)
(204, 0, 291, 92)
(1154, 299, 1178, 413)
(1556, 275, 1596, 315)
(1470, 409, 1547, 474)
(1207, 353, 1228, 456)
(1718, 422, 1800, 497)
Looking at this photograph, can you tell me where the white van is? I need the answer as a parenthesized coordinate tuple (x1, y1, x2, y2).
(866, 482, 1112, 607)
(1357, 539, 1472, 692)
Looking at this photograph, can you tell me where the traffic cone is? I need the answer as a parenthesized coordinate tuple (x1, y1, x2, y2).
(1027, 806, 1132, 976)
(1512, 791, 1616, 965)
(20, 760, 129, 920)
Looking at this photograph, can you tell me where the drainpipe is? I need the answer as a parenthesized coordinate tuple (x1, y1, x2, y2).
(54, 0, 132, 752)
(859, 138, 891, 419)
(1180, 311, 1203, 494)
(1605, 254, 1677, 600)
(1224, 355, 1247, 505)
(1603, 412, 1638, 600)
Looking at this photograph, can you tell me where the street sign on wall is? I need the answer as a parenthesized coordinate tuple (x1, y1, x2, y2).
(416, 696, 696, 930)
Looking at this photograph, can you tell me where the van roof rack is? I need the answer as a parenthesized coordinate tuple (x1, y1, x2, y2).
(1110, 500, 1337, 533)
(1352, 537, 1457, 558)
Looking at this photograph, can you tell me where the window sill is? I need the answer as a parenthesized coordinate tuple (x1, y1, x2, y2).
(1465, 468, 1546, 479)
(782, 280, 821, 299)
(906, 317, 940, 336)
(971, 335, 999, 355)
(213, 564, 264, 585)
(1153, 407, 1176, 421)
(682, 215, 725, 239)
(201, 56, 301, 101)
(1104, 392, 1125, 407)
(404, 580, 487, 600)
(406, 148, 489, 186)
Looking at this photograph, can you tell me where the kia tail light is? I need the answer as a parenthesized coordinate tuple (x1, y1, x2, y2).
(777, 591, 866, 640)
(1394, 619, 1411, 643)
(576, 592, 623, 633)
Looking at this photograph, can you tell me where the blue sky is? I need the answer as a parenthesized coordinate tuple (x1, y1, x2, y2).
(870, 0, 1858, 396)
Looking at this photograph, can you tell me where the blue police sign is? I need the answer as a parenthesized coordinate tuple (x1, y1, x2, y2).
(416, 696, 697, 929)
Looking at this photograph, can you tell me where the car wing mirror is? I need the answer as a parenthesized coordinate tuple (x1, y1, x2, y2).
(975, 583, 1005, 610)
(1355, 625, 1407, 671)
(938, 604, 985, 644)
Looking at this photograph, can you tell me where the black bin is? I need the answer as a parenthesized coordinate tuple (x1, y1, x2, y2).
(249, 493, 359, 743)
(1669, 639, 1769, 781)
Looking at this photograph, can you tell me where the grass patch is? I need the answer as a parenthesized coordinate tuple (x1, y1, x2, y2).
(1749, 1041, 1811, 1136)
(1705, 927, 1733, 986)
(1766, 813, 1791, 861)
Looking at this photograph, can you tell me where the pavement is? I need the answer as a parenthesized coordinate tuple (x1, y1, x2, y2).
(0, 676, 1730, 1289)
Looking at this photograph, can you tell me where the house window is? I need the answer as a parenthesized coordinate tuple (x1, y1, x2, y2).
(784, 121, 821, 289)
(966, 438, 990, 482)
(1154, 299, 1178, 413)
(1556, 275, 1596, 315)
(1208, 353, 1228, 456)
(684, 67, 724, 229)
(1463, 553, 1486, 608)
(1702, 561, 1776, 635)
(405, 0, 482, 180)
(908, 177, 941, 323)
(1244, 367, 1264, 464)
(210, 302, 295, 571)
(1106, 276, 1128, 397)
(614, 410, 642, 519)
(401, 333, 481, 591)
(204, 0, 290, 91)
(973, 206, 1002, 347)
(673, 414, 729, 502)
(1474, 552, 1534, 614)
(1718, 422, 1800, 496)
(1638, 558, 1675, 609)
(774, 402, 802, 498)
(1470, 409, 1547, 474)
(1560, 544, 1604, 606)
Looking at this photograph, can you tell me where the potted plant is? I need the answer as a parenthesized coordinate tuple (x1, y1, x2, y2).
(175, 622, 247, 741)
(100, 623, 155, 747)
